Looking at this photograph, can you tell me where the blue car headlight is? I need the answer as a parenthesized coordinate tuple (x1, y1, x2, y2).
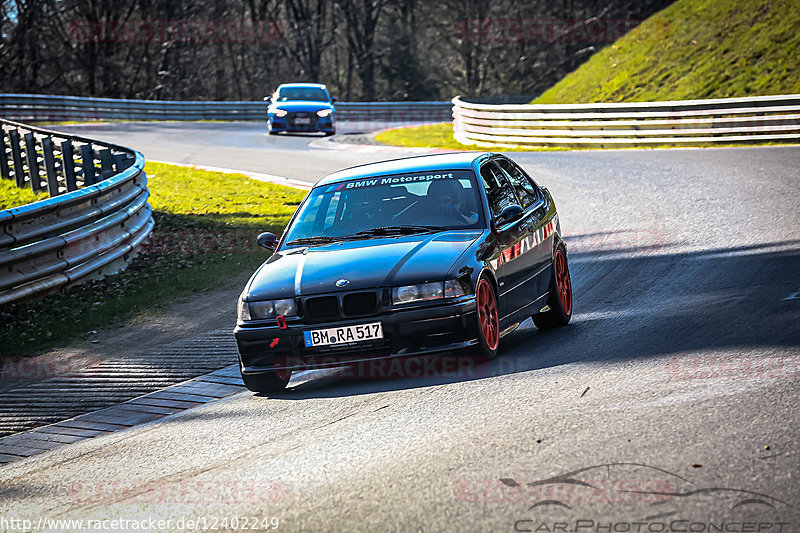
(317, 109, 332, 118)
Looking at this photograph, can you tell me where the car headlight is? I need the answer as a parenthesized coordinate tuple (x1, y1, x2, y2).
(444, 278, 467, 298)
(237, 294, 251, 322)
(273, 109, 288, 117)
(392, 279, 468, 305)
(238, 296, 297, 322)
(317, 109, 332, 117)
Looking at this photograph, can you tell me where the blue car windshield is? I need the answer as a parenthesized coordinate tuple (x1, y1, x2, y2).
(276, 87, 330, 102)
(283, 170, 484, 245)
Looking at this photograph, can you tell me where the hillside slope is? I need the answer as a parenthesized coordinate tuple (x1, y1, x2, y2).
(534, 0, 799, 103)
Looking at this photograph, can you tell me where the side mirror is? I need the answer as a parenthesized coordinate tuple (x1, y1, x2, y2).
(331, 96, 338, 102)
(494, 204, 524, 227)
(257, 232, 278, 251)
(263, 96, 272, 103)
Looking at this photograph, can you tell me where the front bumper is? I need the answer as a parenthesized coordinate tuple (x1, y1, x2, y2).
(268, 115, 334, 133)
(234, 296, 477, 374)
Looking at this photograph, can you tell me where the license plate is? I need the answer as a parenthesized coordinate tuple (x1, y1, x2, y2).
(294, 117, 311, 124)
(304, 322, 383, 347)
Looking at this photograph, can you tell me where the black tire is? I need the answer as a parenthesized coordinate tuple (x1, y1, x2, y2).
(268, 130, 278, 135)
(241, 369, 291, 393)
(471, 276, 500, 360)
(533, 246, 572, 329)
(324, 130, 335, 137)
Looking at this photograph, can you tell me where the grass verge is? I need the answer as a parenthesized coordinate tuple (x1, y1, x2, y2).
(374, 123, 569, 152)
(0, 162, 307, 357)
(0, 179, 49, 210)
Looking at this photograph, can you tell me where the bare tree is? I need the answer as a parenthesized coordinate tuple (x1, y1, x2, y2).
(335, 0, 386, 100)
(282, 0, 335, 81)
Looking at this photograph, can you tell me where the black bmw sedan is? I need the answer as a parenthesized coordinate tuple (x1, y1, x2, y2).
(234, 152, 572, 392)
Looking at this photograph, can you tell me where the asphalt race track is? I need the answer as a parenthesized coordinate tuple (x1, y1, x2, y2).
(1, 123, 799, 530)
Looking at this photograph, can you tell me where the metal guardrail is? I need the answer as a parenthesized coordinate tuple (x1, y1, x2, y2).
(0, 119, 153, 306)
(0, 94, 453, 123)
(452, 94, 800, 147)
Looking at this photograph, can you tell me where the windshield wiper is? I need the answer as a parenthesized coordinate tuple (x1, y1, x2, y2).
(355, 225, 444, 237)
(285, 236, 341, 246)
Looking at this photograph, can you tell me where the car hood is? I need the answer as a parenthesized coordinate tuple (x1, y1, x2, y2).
(269, 101, 334, 113)
(245, 231, 482, 300)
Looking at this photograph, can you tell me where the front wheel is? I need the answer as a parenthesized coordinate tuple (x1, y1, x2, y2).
(472, 277, 500, 360)
(533, 246, 572, 329)
(241, 368, 291, 393)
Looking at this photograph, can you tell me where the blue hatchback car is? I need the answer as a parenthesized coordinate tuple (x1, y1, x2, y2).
(265, 83, 336, 136)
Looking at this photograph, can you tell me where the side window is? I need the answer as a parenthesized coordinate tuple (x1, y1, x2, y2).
(496, 158, 540, 209)
(479, 162, 519, 218)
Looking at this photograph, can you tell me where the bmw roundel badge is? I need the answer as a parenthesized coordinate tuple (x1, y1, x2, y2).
(335, 279, 349, 287)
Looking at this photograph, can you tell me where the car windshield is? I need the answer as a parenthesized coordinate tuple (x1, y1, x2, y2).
(276, 87, 330, 102)
(283, 170, 483, 246)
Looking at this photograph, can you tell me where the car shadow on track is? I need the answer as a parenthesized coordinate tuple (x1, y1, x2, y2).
(265, 240, 800, 400)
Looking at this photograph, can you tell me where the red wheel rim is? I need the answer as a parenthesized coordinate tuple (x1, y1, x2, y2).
(555, 249, 572, 316)
(477, 279, 499, 351)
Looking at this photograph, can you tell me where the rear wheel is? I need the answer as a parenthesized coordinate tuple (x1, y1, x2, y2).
(241, 368, 291, 393)
(472, 277, 500, 360)
(533, 246, 572, 329)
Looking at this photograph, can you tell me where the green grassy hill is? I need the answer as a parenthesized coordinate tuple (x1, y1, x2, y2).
(534, 0, 799, 103)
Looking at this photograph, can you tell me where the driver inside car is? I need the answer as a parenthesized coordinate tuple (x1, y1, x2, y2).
(427, 179, 478, 225)
(342, 187, 383, 230)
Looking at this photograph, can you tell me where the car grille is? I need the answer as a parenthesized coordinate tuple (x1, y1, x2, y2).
(287, 111, 318, 128)
(305, 296, 339, 319)
(343, 292, 378, 316)
(303, 291, 379, 320)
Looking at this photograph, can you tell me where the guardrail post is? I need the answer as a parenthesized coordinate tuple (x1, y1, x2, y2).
(81, 143, 96, 185)
(23, 133, 42, 192)
(0, 131, 10, 180)
(41, 137, 60, 196)
(99, 149, 114, 180)
(113, 153, 127, 172)
(8, 130, 25, 188)
(61, 140, 78, 192)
